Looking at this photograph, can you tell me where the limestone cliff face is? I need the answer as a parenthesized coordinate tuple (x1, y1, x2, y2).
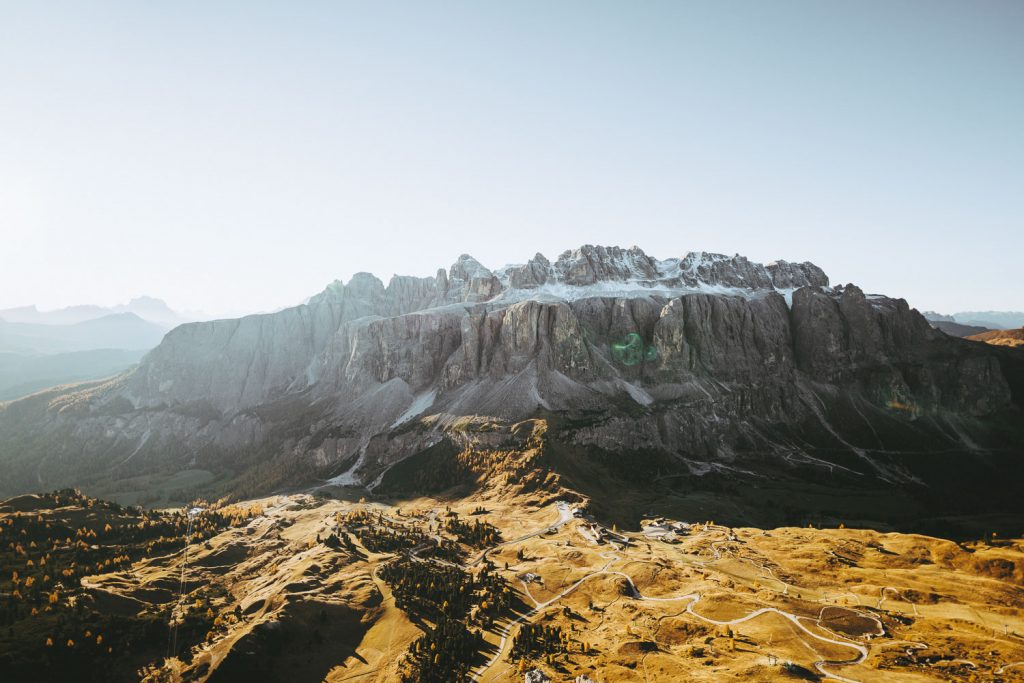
(116, 246, 839, 418)
(0, 245, 1020, 506)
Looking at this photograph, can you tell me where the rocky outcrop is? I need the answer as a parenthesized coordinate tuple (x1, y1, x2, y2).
(765, 260, 829, 289)
(791, 285, 1011, 416)
(524, 670, 551, 683)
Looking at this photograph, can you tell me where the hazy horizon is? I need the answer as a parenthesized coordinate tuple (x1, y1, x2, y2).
(2, 240, 1023, 322)
(3, 1, 1022, 316)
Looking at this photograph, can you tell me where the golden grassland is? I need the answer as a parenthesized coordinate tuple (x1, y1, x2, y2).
(25, 488, 1014, 683)
(966, 328, 1024, 348)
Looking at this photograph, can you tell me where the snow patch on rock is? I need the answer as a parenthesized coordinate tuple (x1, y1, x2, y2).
(390, 390, 438, 428)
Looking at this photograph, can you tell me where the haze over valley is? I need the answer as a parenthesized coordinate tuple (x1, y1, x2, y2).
(0, 298, 204, 402)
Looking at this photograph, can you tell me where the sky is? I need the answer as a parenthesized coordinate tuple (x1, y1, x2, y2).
(1, 1, 1022, 317)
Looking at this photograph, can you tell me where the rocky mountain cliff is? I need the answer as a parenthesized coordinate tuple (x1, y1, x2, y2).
(1, 245, 1022, 529)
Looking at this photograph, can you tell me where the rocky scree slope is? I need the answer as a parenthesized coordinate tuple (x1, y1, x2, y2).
(0, 245, 1021, 525)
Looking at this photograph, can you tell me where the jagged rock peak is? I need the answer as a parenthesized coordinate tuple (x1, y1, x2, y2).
(504, 252, 552, 289)
(445, 254, 503, 303)
(765, 259, 829, 289)
(449, 253, 493, 280)
(499, 245, 829, 294)
(552, 244, 660, 285)
(307, 279, 345, 305)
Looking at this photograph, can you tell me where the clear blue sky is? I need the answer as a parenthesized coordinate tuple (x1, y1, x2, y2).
(1, 1, 1021, 316)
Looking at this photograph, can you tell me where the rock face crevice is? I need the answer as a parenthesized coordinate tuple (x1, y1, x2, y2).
(0, 244, 1020, 516)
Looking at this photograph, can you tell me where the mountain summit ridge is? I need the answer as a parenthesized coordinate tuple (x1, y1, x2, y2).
(311, 245, 829, 314)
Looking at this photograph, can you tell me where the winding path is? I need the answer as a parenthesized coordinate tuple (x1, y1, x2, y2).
(468, 501, 573, 568)
(363, 500, 1023, 682)
(996, 661, 1024, 675)
(471, 508, 876, 683)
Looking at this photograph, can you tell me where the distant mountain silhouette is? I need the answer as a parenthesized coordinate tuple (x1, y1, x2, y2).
(0, 313, 167, 355)
(928, 320, 992, 337)
(0, 296, 193, 328)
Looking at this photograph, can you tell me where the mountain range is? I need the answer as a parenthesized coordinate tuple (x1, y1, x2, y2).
(954, 311, 1024, 328)
(0, 297, 200, 401)
(0, 313, 168, 355)
(0, 313, 166, 402)
(0, 296, 194, 329)
(0, 245, 1021, 534)
(923, 309, 1024, 333)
